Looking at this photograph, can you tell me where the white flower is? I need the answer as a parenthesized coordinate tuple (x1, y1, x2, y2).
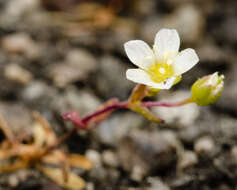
(124, 28, 199, 89)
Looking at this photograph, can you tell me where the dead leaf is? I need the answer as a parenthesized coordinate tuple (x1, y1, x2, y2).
(68, 154, 93, 170)
(39, 166, 85, 190)
(33, 111, 57, 146)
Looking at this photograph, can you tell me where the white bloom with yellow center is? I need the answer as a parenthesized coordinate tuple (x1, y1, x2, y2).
(125, 28, 199, 89)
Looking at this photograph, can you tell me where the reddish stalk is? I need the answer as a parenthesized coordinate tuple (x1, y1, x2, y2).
(141, 98, 192, 108)
(82, 101, 128, 123)
(59, 97, 192, 148)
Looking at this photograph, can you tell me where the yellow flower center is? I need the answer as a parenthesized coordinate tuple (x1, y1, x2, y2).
(147, 61, 174, 83)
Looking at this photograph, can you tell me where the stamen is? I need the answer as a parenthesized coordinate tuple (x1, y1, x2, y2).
(147, 61, 174, 83)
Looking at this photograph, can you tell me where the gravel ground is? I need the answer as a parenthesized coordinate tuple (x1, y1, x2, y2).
(0, 0, 237, 190)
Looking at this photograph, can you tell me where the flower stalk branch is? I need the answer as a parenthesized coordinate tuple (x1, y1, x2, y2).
(62, 97, 192, 131)
(60, 28, 224, 149)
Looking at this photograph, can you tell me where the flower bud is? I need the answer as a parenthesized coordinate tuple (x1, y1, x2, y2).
(191, 72, 224, 106)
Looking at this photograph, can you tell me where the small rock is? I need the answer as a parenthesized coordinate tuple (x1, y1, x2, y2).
(49, 49, 97, 87)
(0, 102, 32, 136)
(91, 55, 133, 99)
(102, 150, 119, 168)
(96, 113, 143, 146)
(4, 63, 33, 85)
(118, 130, 178, 175)
(134, 0, 158, 16)
(130, 165, 146, 182)
(194, 136, 216, 157)
(139, 16, 163, 45)
(20, 80, 58, 108)
(216, 65, 237, 114)
(55, 87, 101, 115)
(163, 4, 204, 44)
(230, 146, 237, 165)
(178, 125, 202, 145)
(3, 0, 40, 18)
(214, 17, 237, 44)
(197, 41, 230, 66)
(148, 177, 170, 190)
(86, 182, 94, 190)
(1, 33, 41, 60)
(86, 150, 108, 181)
(86, 149, 102, 167)
(8, 174, 19, 188)
(153, 91, 200, 127)
(178, 151, 198, 171)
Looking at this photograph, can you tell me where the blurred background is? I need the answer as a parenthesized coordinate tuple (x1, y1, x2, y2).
(0, 0, 237, 189)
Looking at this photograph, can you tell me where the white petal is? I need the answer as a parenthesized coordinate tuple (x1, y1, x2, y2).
(173, 48, 199, 75)
(154, 29, 180, 60)
(124, 40, 155, 69)
(126, 69, 154, 86)
(126, 69, 175, 89)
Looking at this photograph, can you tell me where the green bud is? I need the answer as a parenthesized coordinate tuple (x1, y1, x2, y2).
(191, 72, 224, 106)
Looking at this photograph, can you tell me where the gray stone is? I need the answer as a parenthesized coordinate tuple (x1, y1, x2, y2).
(163, 4, 204, 44)
(153, 90, 200, 127)
(194, 136, 216, 157)
(178, 151, 198, 171)
(118, 130, 178, 175)
(1, 33, 42, 60)
(102, 150, 119, 168)
(96, 113, 143, 146)
(58, 87, 101, 115)
(91, 55, 133, 99)
(49, 49, 97, 87)
(4, 63, 33, 85)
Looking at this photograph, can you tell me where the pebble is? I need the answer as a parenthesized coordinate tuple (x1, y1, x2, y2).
(4, 63, 33, 85)
(194, 136, 216, 156)
(163, 4, 204, 44)
(86, 149, 108, 181)
(197, 41, 229, 66)
(148, 177, 170, 190)
(86, 149, 102, 167)
(91, 55, 133, 99)
(86, 182, 94, 190)
(216, 66, 237, 114)
(178, 151, 198, 171)
(20, 80, 58, 109)
(230, 146, 237, 165)
(1, 0, 40, 24)
(96, 113, 143, 146)
(130, 165, 146, 182)
(49, 49, 97, 87)
(0, 102, 32, 135)
(102, 150, 119, 168)
(118, 130, 177, 174)
(8, 174, 19, 188)
(1, 33, 41, 60)
(61, 87, 101, 115)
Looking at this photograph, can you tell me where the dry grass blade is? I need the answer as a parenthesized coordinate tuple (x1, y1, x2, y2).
(0, 111, 92, 189)
(41, 151, 92, 170)
(0, 114, 15, 144)
(33, 111, 57, 146)
(38, 166, 86, 190)
(68, 154, 93, 170)
(0, 159, 28, 173)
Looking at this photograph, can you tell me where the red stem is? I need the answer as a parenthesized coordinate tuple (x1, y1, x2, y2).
(59, 98, 191, 147)
(82, 101, 128, 123)
(141, 98, 191, 108)
(82, 98, 191, 123)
